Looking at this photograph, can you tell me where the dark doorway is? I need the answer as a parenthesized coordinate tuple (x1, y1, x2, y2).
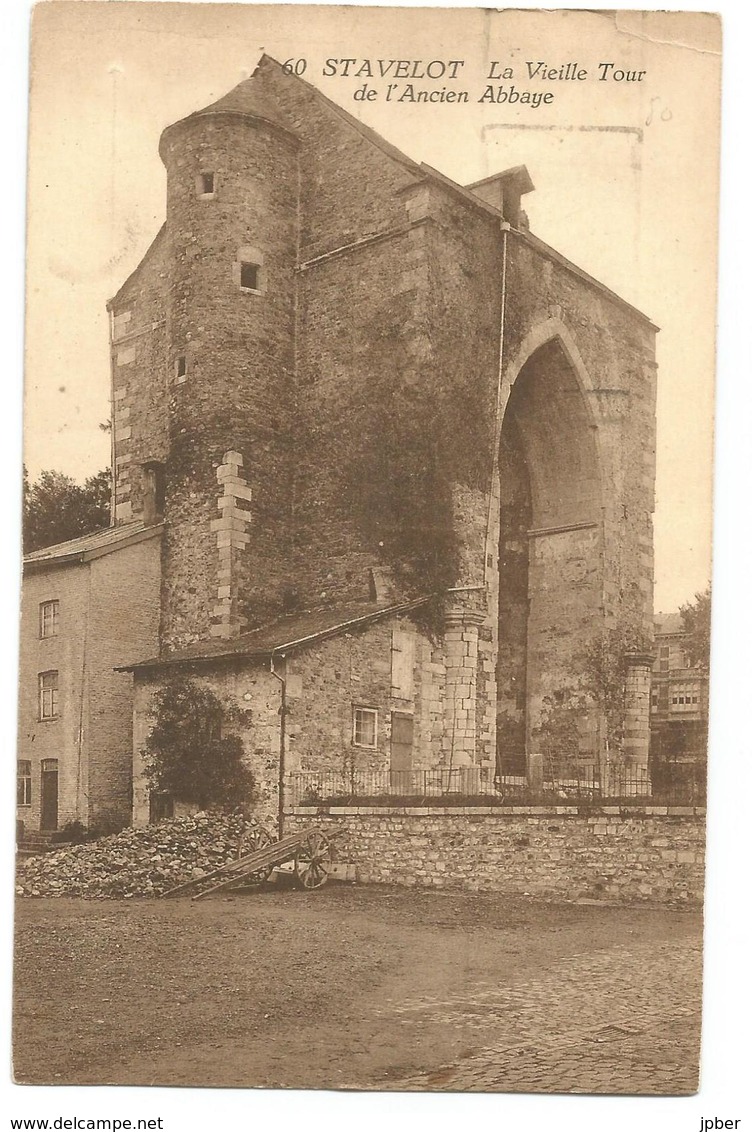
(40, 759, 59, 831)
(390, 711, 414, 792)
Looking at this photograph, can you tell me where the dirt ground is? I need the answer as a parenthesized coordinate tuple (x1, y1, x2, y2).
(13, 882, 703, 1093)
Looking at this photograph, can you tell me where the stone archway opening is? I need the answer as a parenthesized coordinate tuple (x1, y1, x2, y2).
(496, 337, 602, 777)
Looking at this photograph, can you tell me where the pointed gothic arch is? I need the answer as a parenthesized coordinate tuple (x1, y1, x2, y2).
(496, 329, 604, 774)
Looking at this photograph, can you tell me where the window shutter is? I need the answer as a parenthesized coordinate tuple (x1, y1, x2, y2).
(391, 630, 415, 698)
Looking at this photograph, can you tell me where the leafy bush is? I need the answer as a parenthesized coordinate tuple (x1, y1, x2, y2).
(143, 679, 255, 811)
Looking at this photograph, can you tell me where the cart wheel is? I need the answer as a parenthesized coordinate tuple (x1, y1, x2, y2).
(294, 830, 333, 890)
(235, 821, 275, 883)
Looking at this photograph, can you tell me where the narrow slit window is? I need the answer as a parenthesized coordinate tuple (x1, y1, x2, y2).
(236, 246, 264, 293)
(200, 172, 215, 195)
(240, 262, 260, 291)
(176, 355, 187, 379)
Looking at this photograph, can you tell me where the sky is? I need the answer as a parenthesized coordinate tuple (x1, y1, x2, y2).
(24, 4, 721, 613)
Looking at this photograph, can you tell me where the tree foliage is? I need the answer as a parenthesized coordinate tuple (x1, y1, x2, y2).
(583, 624, 651, 759)
(23, 467, 111, 552)
(680, 586, 712, 671)
(143, 678, 255, 811)
(533, 623, 654, 773)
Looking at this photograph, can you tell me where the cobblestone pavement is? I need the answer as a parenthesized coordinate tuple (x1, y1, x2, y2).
(15, 892, 701, 1093)
(378, 938, 701, 1094)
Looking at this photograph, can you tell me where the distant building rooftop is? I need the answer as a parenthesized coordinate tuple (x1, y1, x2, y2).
(654, 612, 685, 635)
(24, 521, 163, 572)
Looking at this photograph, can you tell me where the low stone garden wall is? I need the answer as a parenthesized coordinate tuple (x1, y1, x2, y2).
(287, 805, 705, 904)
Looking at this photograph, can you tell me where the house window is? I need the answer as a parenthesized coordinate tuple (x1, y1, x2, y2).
(658, 645, 670, 672)
(39, 600, 59, 638)
(240, 261, 260, 291)
(353, 706, 378, 749)
(17, 760, 31, 806)
(39, 671, 59, 720)
(670, 681, 701, 713)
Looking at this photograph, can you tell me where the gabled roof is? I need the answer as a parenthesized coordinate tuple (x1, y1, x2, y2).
(113, 55, 657, 332)
(119, 595, 431, 672)
(235, 58, 657, 326)
(655, 612, 685, 635)
(24, 521, 163, 573)
(516, 228, 659, 331)
(254, 54, 425, 180)
(107, 223, 166, 312)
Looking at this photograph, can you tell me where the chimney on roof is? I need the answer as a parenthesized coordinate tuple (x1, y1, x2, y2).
(369, 566, 398, 603)
(466, 165, 535, 229)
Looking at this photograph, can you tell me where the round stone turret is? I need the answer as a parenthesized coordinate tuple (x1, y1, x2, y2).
(159, 80, 300, 647)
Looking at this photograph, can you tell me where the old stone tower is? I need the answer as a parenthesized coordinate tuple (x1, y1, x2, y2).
(111, 56, 657, 804)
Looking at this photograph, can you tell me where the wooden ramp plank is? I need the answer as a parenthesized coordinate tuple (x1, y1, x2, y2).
(160, 826, 339, 900)
(191, 832, 306, 901)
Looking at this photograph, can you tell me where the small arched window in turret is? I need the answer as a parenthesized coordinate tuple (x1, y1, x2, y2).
(195, 171, 216, 199)
(234, 246, 265, 295)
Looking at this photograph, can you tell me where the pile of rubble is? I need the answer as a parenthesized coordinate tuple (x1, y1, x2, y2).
(16, 813, 250, 899)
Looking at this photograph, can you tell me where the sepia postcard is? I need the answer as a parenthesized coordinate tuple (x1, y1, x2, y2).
(12, 2, 723, 1105)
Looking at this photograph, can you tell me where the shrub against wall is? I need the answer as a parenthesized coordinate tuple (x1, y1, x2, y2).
(143, 678, 255, 811)
(533, 624, 654, 775)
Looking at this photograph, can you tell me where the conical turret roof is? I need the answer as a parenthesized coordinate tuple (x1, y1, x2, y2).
(159, 71, 297, 159)
(191, 75, 295, 131)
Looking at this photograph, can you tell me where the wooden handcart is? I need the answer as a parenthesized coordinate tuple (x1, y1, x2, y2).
(160, 824, 340, 901)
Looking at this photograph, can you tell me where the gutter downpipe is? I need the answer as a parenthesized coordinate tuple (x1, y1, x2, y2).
(108, 310, 117, 526)
(266, 597, 430, 837)
(483, 220, 511, 587)
(269, 648, 286, 839)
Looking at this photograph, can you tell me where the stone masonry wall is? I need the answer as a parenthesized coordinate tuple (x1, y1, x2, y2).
(112, 62, 656, 785)
(285, 613, 444, 779)
(131, 612, 447, 827)
(160, 112, 299, 645)
(108, 229, 170, 524)
(132, 664, 283, 830)
(295, 230, 432, 604)
(288, 807, 705, 905)
(255, 55, 421, 264)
